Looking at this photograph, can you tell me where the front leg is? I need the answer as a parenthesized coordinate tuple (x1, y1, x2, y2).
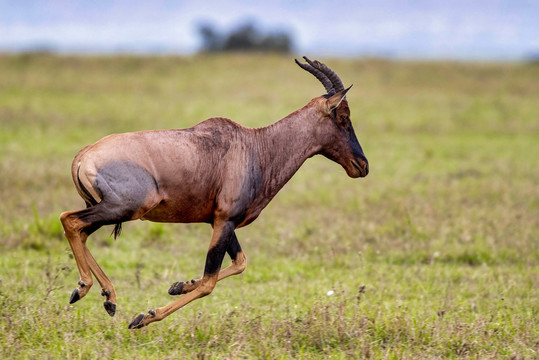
(168, 232, 247, 295)
(129, 219, 234, 329)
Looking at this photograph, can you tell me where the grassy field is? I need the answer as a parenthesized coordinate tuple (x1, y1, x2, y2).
(0, 54, 538, 359)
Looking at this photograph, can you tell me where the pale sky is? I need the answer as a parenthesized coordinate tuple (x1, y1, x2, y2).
(1, 0, 538, 59)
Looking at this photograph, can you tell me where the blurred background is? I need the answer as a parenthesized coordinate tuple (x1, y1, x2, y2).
(1, 0, 538, 60)
(1, 1, 539, 358)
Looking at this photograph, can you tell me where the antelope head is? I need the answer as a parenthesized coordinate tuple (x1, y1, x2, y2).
(296, 56, 369, 178)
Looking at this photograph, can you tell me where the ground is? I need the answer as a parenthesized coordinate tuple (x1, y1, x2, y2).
(0, 54, 538, 359)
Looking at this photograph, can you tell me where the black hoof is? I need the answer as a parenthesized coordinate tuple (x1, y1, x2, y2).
(69, 288, 80, 304)
(128, 313, 146, 329)
(168, 281, 184, 295)
(104, 301, 116, 317)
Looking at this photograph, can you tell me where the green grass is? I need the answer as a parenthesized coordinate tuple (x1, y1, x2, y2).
(0, 54, 538, 359)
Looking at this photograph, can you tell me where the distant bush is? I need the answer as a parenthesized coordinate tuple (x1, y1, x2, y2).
(525, 51, 539, 64)
(198, 21, 293, 53)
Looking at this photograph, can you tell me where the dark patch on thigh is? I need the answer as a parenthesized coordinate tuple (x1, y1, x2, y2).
(78, 161, 157, 225)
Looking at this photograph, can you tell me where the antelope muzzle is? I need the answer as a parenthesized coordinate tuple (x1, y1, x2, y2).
(351, 155, 369, 178)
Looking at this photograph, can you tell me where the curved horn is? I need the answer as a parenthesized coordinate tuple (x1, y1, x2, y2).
(295, 58, 335, 95)
(303, 56, 345, 93)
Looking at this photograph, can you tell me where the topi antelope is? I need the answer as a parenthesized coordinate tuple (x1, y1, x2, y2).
(60, 57, 369, 329)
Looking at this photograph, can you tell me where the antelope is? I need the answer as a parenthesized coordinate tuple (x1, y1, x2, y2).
(60, 57, 369, 329)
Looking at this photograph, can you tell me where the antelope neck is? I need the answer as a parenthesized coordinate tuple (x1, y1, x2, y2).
(252, 107, 321, 196)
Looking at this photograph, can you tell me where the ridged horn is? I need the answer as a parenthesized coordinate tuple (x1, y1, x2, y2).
(303, 56, 345, 93)
(295, 58, 335, 95)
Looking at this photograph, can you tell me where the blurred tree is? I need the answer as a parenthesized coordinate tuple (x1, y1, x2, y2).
(198, 21, 292, 53)
(198, 24, 222, 52)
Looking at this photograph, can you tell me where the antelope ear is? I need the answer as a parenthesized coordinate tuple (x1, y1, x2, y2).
(325, 85, 352, 113)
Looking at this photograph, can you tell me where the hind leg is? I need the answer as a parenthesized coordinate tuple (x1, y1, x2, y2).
(81, 225, 118, 316)
(60, 213, 117, 315)
(83, 248, 117, 316)
(61, 195, 160, 314)
(60, 210, 95, 303)
(61, 207, 122, 306)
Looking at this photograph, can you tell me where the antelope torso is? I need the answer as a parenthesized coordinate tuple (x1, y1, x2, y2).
(74, 117, 278, 226)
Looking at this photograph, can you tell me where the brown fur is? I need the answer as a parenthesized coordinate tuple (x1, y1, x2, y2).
(60, 60, 369, 329)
